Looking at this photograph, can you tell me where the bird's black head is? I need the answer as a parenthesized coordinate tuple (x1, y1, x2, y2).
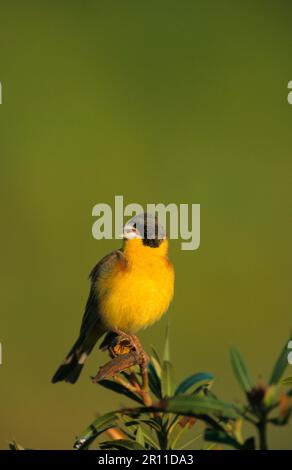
(123, 213, 166, 248)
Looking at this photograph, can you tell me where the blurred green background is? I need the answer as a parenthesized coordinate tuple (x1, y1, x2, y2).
(0, 0, 291, 449)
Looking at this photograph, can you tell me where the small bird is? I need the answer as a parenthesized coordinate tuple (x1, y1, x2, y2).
(52, 213, 174, 384)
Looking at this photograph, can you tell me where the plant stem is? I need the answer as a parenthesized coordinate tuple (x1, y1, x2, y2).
(257, 417, 268, 450)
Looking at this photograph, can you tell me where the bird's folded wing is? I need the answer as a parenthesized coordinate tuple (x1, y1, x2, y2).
(79, 249, 126, 338)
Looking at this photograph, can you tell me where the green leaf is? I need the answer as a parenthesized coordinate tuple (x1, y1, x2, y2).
(163, 395, 239, 420)
(163, 324, 171, 362)
(9, 441, 25, 450)
(135, 425, 145, 447)
(175, 372, 214, 395)
(124, 395, 239, 422)
(281, 377, 292, 386)
(138, 427, 160, 450)
(98, 379, 144, 405)
(204, 428, 242, 450)
(230, 347, 253, 393)
(176, 432, 202, 450)
(169, 424, 192, 450)
(161, 360, 174, 398)
(74, 411, 118, 450)
(148, 362, 162, 399)
(126, 418, 162, 433)
(160, 325, 174, 398)
(100, 439, 146, 450)
(124, 420, 160, 449)
(263, 385, 279, 408)
(150, 355, 162, 378)
(269, 338, 292, 385)
(150, 345, 162, 368)
(204, 442, 217, 450)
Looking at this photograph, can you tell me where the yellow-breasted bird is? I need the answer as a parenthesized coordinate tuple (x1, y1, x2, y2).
(52, 213, 174, 384)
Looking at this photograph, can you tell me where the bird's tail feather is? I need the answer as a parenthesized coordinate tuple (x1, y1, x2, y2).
(51, 356, 85, 384)
(52, 328, 105, 384)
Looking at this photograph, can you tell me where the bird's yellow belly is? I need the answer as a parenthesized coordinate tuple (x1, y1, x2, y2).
(97, 260, 174, 333)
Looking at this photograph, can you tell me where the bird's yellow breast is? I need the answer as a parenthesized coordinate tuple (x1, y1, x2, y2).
(96, 239, 174, 333)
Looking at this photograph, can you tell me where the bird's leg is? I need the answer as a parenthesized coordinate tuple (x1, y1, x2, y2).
(112, 330, 149, 391)
(111, 329, 136, 354)
(99, 328, 151, 406)
(112, 330, 148, 361)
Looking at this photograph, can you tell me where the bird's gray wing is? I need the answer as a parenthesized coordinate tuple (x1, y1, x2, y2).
(79, 248, 125, 338)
